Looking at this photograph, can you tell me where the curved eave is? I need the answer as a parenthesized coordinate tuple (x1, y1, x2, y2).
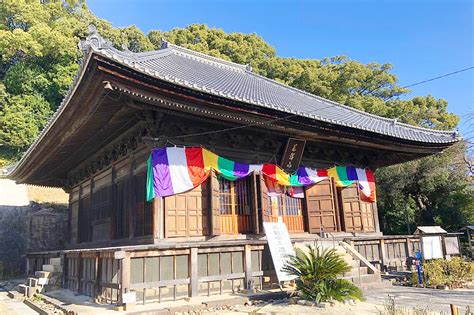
(7, 49, 97, 184)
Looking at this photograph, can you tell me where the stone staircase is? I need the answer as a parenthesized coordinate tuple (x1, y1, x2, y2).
(296, 239, 390, 290)
(18, 257, 62, 297)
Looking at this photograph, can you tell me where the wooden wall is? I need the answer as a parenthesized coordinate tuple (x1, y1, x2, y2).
(69, 144, 153, 247)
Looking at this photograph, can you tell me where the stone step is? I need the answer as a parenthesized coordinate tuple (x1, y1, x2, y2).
(43, 264, 62, 273)
(35, 271, 52, 278)
(27, 277, 38, 287)
(344, 266, 368, 277)
(360, 280, 393, 291)
(345, 259, 361, 268)
(18, 284, 27, 294)
(343, 273, 381, 285)
(49, 257, 61, 266)
(42, 284, 61, 293)
(37, 277, 49, 286)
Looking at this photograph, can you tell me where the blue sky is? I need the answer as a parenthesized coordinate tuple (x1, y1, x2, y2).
(88, 0, 473, 136)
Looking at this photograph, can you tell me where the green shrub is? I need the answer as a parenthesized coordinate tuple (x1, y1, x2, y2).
(424, 257, 471, 288)
(283, 245, 363, 303)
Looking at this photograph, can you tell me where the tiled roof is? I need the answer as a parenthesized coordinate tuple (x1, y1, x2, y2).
(414, 226, 448, 234)
(86, 36, 458, 144)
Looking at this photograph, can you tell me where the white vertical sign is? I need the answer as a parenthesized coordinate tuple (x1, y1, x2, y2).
(422, 236, 443, 259)
(263, 221, 297, 283)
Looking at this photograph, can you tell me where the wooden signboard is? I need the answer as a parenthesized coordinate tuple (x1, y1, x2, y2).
(263, 221, 297, 283)
(280, 138, 306, 173)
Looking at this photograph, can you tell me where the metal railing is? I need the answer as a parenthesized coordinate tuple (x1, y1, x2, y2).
(314, 224, 337, 249)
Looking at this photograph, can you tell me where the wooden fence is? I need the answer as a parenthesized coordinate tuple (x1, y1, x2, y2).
(348, 235, 421, 271)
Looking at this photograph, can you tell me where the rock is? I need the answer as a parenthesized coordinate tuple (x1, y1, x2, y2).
(288, 297, 298, 305)
(349, 299, 356, 306)
(297, 299, 307, 305)
(318, 302, 330, 308)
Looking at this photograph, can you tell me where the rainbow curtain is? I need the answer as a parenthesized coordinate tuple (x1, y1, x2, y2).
(146, 147, 376, 202)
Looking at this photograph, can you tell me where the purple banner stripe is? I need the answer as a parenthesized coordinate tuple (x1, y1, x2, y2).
(296, 167, 312, 185)
(346, 166, 358, 181)
(152, 148, 174, 196)
(233, 162, 250, 178)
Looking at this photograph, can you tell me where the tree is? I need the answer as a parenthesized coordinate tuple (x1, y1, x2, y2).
(377, 142, 473, 234)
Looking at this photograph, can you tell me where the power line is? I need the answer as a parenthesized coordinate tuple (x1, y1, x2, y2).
(401, 66, 474, 89)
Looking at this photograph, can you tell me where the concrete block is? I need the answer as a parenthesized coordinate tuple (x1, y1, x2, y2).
(25, 286, 34, 298)
(18, 284, 27, 294)
(37, 277, 49, 285)
(49, 257, 61, 266)
(27, 277, 38, 287)
(42, 264, 62, 273)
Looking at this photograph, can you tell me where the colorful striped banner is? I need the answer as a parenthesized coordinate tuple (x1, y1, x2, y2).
(146, 146, 376, 202)
(356, 168, 376, 202)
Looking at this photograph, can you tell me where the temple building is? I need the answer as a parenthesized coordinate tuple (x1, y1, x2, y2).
(8, 26, 458, 306)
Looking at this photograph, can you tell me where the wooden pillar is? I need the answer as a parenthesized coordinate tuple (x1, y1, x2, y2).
(119, 252, 131, 305)
(189, 247, 198, 298)
(77, 253, 83, 293)
(60, 252, 66, 289)
(25, 257, 30, 276)
(406, 237, 413, 257)
(331, 179, 342, 232)
(128, 160, 135, 240)
(372, 199, 381, 233)
(251, 173, 260, 235)
(152, 197, 164, 239)
(244, 245, 252, 290)
(94, 253, 100, 301)
(210, 171, 221, 236)
(379, 238, 387, 272)
(469, 230, 473, 258)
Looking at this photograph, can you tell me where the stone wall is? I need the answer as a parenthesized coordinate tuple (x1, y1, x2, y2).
(0, 203, 68, 278)
(27, 204, 68, 252)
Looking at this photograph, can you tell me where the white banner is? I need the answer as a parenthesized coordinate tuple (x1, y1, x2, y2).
(263, 221, 297, 283)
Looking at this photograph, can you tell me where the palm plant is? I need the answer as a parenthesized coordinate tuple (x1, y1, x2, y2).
(283, 245, 363, 303)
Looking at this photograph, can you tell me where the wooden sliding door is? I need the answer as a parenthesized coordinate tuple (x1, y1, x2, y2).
(219, 176, 253, 234)
(164, 179, 209, 237)
(304, 179, 338, 233)
(338, 183, 375, 232)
